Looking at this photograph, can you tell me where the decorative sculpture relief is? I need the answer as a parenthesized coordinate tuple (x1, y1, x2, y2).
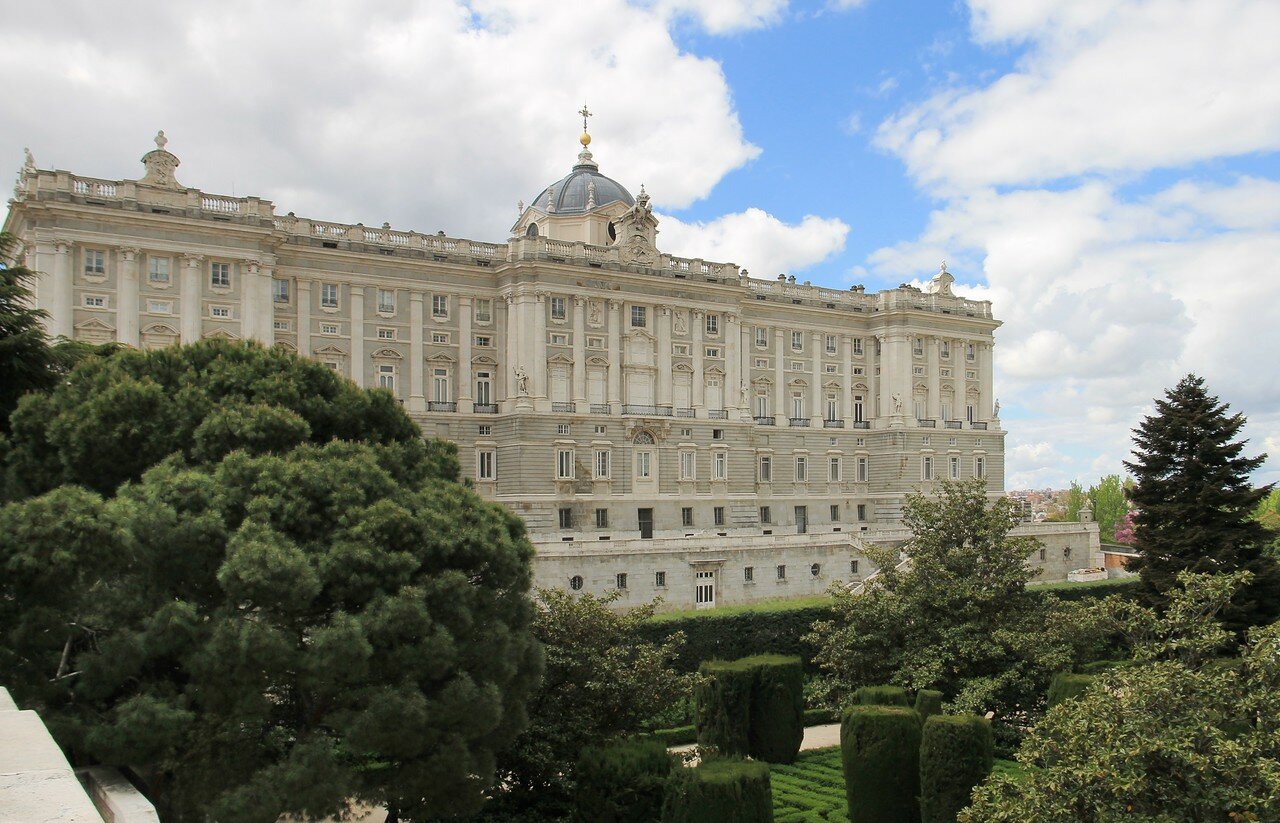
(139, 130, 182, 188)
(891, 392, 904, 415)
(588, 300, 603, 327)
(514, 365, 529, 396)
(673, 310, 687, 335)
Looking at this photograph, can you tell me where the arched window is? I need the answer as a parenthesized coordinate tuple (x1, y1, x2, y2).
(607, 221, 617, 242)
(633, 431, 655, 445)
(526, 222, 539, 238)
(811, 563, 821, 577)
(569, 575, 584, 591)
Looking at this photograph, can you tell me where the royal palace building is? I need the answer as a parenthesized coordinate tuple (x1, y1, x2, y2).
(2, 130, 1100, 609)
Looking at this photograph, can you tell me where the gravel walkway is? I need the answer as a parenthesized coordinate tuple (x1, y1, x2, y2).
(669, 722, 841, 755)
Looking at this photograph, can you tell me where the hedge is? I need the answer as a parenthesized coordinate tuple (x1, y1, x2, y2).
(841, 706, 922, 823)
(574, 738, 674, 823)
(655, 708, 838, 749)
(661, 758, 773, 823)
(1046, 672, 1095, 708)
(855, 685, 911, 707)
(914, 689, 944, 722)
(696, 655, 805, 763)
(919, 715, 994, 823)
(641, 579, 1138, 674)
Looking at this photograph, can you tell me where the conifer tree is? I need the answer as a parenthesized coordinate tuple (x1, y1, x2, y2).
(1124, 374, 1280, 632)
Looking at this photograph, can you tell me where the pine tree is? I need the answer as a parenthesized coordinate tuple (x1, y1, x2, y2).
(1124, 374, 1280, 632)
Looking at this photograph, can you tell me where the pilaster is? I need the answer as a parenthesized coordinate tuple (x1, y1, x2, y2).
(349, 285, 365, 387)
(607, 299, 622, 407)
(459, 295, 474, 412)
(692, 308, 705, 411)
(179, 254, 203, 344)
(571, 296, 586, 406)
(811, 331, 822, 425)
(532, 291, 548, 403)
(296, 279, 312, 356)
(927, 336, 942, 421)
(773, 328, 785, 423)
(409, 292, 425, 411)
(117, 247, 140, 346)
(51, 239, 73, 340)
(657, 305, 673, 407)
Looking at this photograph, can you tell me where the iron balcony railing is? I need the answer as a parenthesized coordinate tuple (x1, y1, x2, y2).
(917, 418, 937, 428)
(971, 421, 989, 430)
(623, 404, 673, 416)
(427, 401, 457, 412)
(754, 416, 776, 426)
(473, 403, 498, 414)
(945, 420, 962, 429)
(589, 403, 611, 415)
(551, 402, 576, 413)
(675, 408, 696, 418)
(851, 420, 870, 429)
(707, 409, 728, 419)
(788, 417, 811, 427)
(823, 419, 845, 428)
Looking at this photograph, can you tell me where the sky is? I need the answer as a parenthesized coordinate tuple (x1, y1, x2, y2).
(2, 0, 1277, 490)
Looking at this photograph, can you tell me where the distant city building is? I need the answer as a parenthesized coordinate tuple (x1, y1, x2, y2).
(3, 127, 1099, 608)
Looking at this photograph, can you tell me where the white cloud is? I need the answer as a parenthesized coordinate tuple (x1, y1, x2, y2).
(651, 0, 789, 33)
(657, 207, 850, 277)
(877, 0, 1280, 191)
(0, 0, 762, 240)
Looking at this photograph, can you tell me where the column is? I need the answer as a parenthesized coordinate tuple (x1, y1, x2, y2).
(459, 295, 474, 412)
(927, 336, 942, 421)
(867, 335, 879, 423)
(979, 341, 994, 421)
(532, 291, 548, 402)
(607, 299, 622, 408)
(811, 331, 823, 424)
(955, 337, 969, 422)
(773, 328, 785, 422)
(657, 305, 673, 408)
(842, 335, 854, 427)
(51, 240, 73, 339)
(409, 292, 425, 411)
(884, 332, 910, 422)
(180, 254, 203, 344)
(258, 264, 275, 346)
(117, 247, 140, 346)
(692, 309, 705, 411)
(571, 296, 586, 408)
(349, 286, 365, 387)
(296, 279, 312, 356)
(241, 260, 259, 342)
(504, 294, 518, 401)
(727, 312, 743, 418)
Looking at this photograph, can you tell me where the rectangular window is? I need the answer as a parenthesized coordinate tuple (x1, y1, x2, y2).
(321, 323, 339, 335)
(272, 278, 289, 303)
(680, 451, 696, 480)
(777, 564, 787, 580)
(705, 313, 719, 335)
(941, 342, 951, 359)
(377, 327, 396, 340)
(83, 249, 105, 275)
(635, 451, 651, 479)
(857, 504, 867, 521)
(830, 504, 840, 520)
(594, 449, 611, 479)
(475, 335, 492, 347)
(758, 456, 772, 482)
(712, 428, 724, 441)
(760, 505, 771, 524)
(829, 457, 841, 482)
(550, 333, 568, 345)
(795, 505, 808, 534)
(320, 283, 339, 308)
(975, 457, 986, 478)
(851, 559, 860, 575)
(431, 332, 449, 344)
(967, 344, 976, 361)
(825, 334, 837, 353)
(147, 299, 171, 313)
(377, 364, 396, 391)
(705, 347, 721, 358)
(595, 425, 606, 435)
(550, 296, 567, 320)
(474, 298, 492, 323)
(596, 508, 609, 528)
(755, 358, 768, 368)
(755, 328, 767, 347)
(682, 507, 694, 527)
(744, 566, 754, 583)
(616, 573, 627, 590)
(558, 507, 573, 529)
(713, 451, 727, 479)
(655, 571, 666, 588)
(376, 288, 395, 313)
(83, 294, 105, 308)
(853, 337, 863, 356)
(557, 449, 575, 479)
(475, 372, 493, 405)
(922, 456, 934, 481)
(795, 456, 807, 482)
(913, 337, 924, 356)
(211, 305, 231, 319)
(557, 423, 571, 435)
(210, 262, 230, 288)
(148, 256, 171, 283)
(432, 368, 450, 403)
(630, 305, 647, 327)
(477, 449, 495, 480)
(791, 331, 803, 350)
(713, 506, 725, 526)
(478, 425, 492, 436)
(950, 456, 960, 480)
(431, 294, 449, 318)
(857, 457, 868, 482)
(587, 336, 604, 348)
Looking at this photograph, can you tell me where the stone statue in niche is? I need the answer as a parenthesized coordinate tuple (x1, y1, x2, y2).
(673, 310, 687, 335)
(891, 392, 903, 414)
(515, 365, 529, 396)
(994, 398, 1001, 417)
(588, 300, 602, 327)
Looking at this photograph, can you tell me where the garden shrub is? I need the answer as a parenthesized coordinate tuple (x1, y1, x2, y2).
(1046, 673, 1094, 708)
(919, 715, 994, 823)
(574, 738, 674, 823)
(652, 725, 697, 746)
(748, 656, 806, 764)
(855, 685, 911, 707)
(661, 757, 773, 823)
(802, 707, 837, 725)
(914, 689, 944, 722)
(841, 705, 922, 823)
(696, 659, 758, 755)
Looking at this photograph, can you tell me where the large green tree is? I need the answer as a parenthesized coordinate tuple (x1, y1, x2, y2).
(808, 480, 1108, 719)
(1085, 474, 1128, 542)
(1124, 374, 1280, 631)
(0, 341, 540, 821)
(490, 589, 692, 820)
(962, 571, 1280, 822)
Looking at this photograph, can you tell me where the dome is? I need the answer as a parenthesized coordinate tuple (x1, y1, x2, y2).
(528, 160, 634, 216)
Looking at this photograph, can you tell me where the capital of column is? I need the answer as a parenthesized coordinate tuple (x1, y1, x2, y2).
(503, 293, 515, 306)
(658, 305, 672, 316)
(53, 238, 73, 254)
(180, 253, 204, 267)
(607, 298, 623, 311)
(692, 308, 705, 320)
(119, 247, 141, 261)
(242, 260, 261, 275)
(410, 292, 424, 304)
(534, 291, 548, 303)
(573, 295, 587, 307)
(458, 294, 474, 306)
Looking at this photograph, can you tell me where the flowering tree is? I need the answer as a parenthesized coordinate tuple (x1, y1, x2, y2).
(1113, 510, 1137, 545)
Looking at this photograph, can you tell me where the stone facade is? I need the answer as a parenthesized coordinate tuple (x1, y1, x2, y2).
(3, 133, 1099, 610)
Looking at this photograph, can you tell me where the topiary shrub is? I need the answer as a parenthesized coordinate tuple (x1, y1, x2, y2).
(574, 738, 675, 823)
(841, 705, 922, 823)
(747, 655, 805, 764)
(914, 689, 944, 722)
(919, 715, 994, 823)
(696, 655, 805, 763)
(661, 757, 773, 823)
(1046, 672, 1095, 708)
(855, 685, 911, 707)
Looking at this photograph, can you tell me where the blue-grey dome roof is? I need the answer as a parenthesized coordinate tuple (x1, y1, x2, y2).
(530, 163, 634, 216)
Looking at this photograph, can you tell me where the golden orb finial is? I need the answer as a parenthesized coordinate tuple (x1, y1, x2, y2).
(580, 131, 592, 146)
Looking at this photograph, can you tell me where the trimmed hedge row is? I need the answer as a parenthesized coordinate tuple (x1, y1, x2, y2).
(574, 738, 674, 823)
(855, 685, 910, 707)
(841, 705, 922, 823)
(697, 655, 805, 763)
(919, 715, 993, 823)
(1046, 672, 1095, 708)
(914, 689, 944, 722)
(654, 708, 839, 748)
(662, 758, 773, 823)
(641, 579, 1139, 673)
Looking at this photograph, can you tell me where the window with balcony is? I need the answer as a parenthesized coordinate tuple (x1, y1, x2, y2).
(557, 449, 575, 479)
(476, 449, 495, 480)
(148, 256, 170, 283)
(631, 305, 647, 327)
(431, 294, 449, 318)
(376, 288, 395, 313)
(758, 456, 772, 482)
(320, 283, 339, 308)
(550, 296, 567, 320)
(474, 298, 492, 323)
(755, 327, 768, 347)
(210, 262, 231, 288)
(83, 249, 105, 276)
(706, 313, 719, 335)
(791, 331, 803, 350)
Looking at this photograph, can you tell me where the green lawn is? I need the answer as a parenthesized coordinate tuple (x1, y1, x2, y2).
(771, 746, 1026, 822)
